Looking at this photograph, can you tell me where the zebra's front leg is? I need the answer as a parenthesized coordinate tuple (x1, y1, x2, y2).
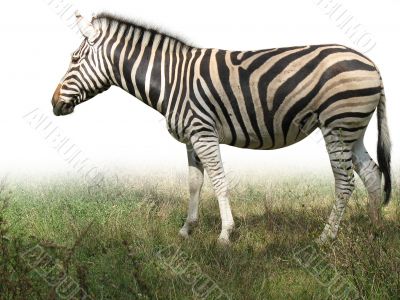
(190, 134, 234, 245)
(179, 145, 204, 239)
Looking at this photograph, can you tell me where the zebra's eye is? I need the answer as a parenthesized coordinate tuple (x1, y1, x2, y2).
(71, 52, 80, 63)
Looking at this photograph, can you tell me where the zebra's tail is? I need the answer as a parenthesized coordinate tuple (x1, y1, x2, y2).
(377, 88, 392, 205)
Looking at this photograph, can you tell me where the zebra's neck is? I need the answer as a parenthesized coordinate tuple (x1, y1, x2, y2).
(100, 21, 193, 116)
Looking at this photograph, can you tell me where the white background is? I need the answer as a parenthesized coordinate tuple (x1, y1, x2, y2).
(0, 0, 399, 179)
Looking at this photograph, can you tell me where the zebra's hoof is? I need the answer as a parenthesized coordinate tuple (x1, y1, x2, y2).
(217, 236, 231, 247)
(315, 233, 335, 245)
(315, 236, 327, 245)
(217, 239, 231, 247)
(179, 228, 190, 239)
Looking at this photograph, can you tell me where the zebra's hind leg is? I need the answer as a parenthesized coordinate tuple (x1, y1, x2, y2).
(318, 129, 356, 243)
(353, 139, 383, 227)
(179, 144, 205, 238)
(190, 133, 234, 245)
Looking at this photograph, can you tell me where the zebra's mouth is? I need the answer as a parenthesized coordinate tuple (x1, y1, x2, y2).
(53, 101, 75, 116)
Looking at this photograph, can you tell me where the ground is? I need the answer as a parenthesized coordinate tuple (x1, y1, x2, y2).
(0, 172, 399, 299)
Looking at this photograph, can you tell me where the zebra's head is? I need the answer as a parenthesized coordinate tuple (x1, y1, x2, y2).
(52, 12, 111, 116)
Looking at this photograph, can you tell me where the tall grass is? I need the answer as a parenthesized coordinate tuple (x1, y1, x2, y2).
(1, 173, 399, 299)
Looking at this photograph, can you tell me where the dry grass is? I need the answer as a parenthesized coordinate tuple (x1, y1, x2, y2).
(1, 172, 399, 299)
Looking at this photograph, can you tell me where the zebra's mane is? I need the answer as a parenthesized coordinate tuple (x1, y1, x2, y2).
(94, 12, 194, 47)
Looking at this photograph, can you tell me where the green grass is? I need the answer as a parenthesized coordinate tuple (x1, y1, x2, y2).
(1, 173, 399, 299)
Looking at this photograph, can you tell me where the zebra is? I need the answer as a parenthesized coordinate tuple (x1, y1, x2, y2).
(52, 11, 391, 245)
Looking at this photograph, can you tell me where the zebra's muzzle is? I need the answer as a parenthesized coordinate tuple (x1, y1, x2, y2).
(53, 101, 75, 116)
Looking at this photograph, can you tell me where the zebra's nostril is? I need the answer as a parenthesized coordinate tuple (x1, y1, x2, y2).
(53, 101, 74, 116)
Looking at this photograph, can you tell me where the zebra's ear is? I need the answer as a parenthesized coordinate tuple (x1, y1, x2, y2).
(75, 11, 99, 42)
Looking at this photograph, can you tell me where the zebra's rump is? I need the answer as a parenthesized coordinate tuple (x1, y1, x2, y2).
(193, 44, 381, 149)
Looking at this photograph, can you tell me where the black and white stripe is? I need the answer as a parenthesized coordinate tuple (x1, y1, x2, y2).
(52, 13, 392, 244)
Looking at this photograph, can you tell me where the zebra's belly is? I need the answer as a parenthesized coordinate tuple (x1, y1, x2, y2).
(219, 119, 319, 150)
